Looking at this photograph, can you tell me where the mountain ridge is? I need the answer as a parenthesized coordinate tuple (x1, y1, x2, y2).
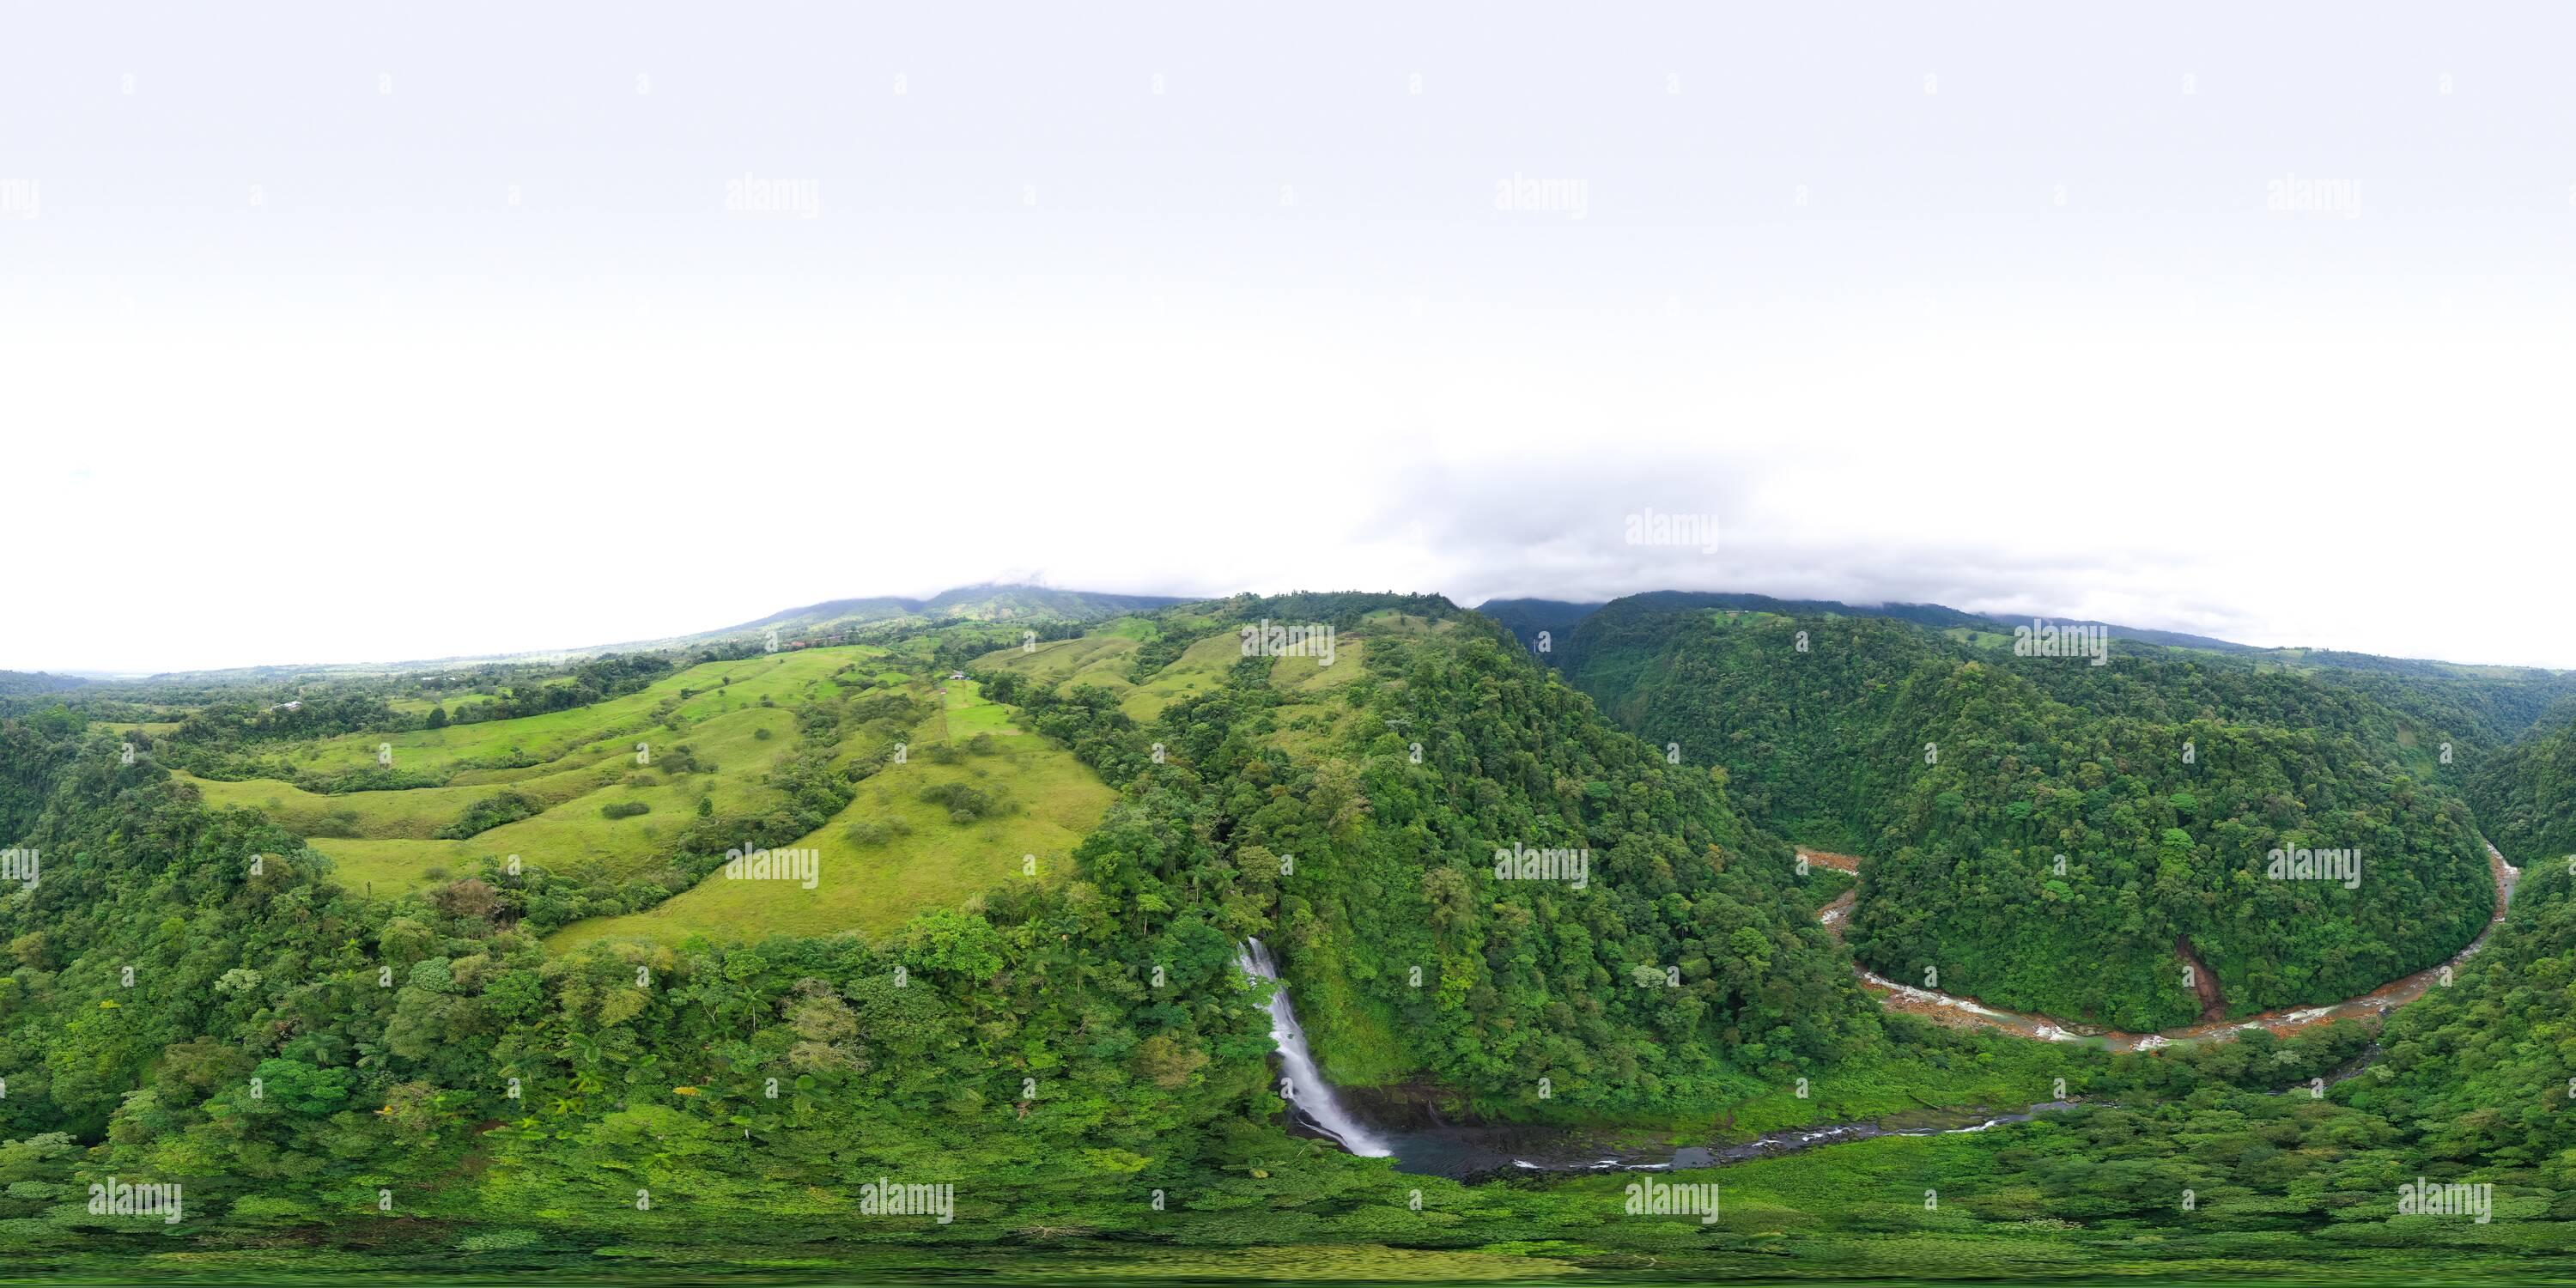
(1476, 591, 2252, 656)
(115, 584, 1194, 681)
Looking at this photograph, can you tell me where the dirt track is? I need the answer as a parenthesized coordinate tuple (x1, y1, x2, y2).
(1797, 844, 2521, 1052)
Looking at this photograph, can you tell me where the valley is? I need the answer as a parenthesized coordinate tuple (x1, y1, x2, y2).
(3, 584, 2573, 1281)
(1801, 843, 2524, 1053)
(1558, 601, 2549, 1032)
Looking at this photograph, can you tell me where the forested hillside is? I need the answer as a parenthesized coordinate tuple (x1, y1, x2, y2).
(652, 584, 1188, 653)
(2340, 848, 2576, 1173)
(1468, 598, 1601, 654)
(2471, 702, 2576, 866)
(0, 671, 86, 700)
(973, 595, 1892, 1110)
(1564, 604, 2505, 1030)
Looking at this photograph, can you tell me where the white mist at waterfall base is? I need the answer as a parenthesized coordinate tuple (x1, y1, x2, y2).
(1236, 938, 1394, 1157)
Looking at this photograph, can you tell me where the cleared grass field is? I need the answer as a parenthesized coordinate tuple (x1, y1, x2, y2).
(301, 702, 805, 895)
(1091, 615, 1160, 641)
(1116, 633, 1242, 720)
(185, 648, 895, 899)
(180, 750, 659, 836)
(184, 773, 508, 840)
(975, 619, 1370, 715)
(547, 688, 1115, 950)
(941, 679, 1022, 738)
(389, 694, 497, 716)
(264, 647, 880, 780)
(191, 615, 1384, 949)
(1268, 640, 1362, 693)
(1356, 609, 1451, 634)
(301, 706, 804, 896)
(970, 635, 1143, 702)
(307, 839, 475, 897)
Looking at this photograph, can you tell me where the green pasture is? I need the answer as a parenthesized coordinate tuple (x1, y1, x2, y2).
(546, 699, 1114, 950)
(264, 647, 879, 780)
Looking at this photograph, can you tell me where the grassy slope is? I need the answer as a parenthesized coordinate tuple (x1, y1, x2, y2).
(255, 647, 873, 779)
(987, 634, 1143, 698)
(969, 614, 1364, 717)
(182, 647, 889, 895)
(306, 703, 802, 894)
(544, 678, 1115, 949)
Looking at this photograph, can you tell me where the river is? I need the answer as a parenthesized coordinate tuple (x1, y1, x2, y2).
(1245, 841, 2520, 1176)
(1801, 841, 2520, 1051)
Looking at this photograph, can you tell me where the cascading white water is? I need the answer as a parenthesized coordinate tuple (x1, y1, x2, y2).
(1237, 938, 1394, 1157)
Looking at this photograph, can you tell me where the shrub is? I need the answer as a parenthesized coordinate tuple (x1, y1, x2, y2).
(306, 809, 363, 839)
(434, 790, 544, 840)
(843, 817, 914, 847)
(601, 800, 651, 819)
(917, 781, 1001, 823)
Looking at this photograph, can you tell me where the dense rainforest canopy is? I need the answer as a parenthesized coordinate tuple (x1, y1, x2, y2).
(1561, 603, 2549, 1030)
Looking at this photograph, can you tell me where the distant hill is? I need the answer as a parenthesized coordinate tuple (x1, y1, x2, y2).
(669, 584, 1191, 649)
(112, 585, 1194, 682)
(1601, 591, 1994, 631)
(1478, 592, 2028, 653)
(1473, 598, 1603, 654)
(0, 670, 86, 698)
(1476, 590, 2293, 665)
(1982, 614, 2255, 653)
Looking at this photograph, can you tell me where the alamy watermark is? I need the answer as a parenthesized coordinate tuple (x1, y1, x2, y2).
(857, 1177, 954, 1224)
(1, 178, 37, 220)
(1242, 620, 1334, 667)
(0, 848, 36, 891)
(724, 844, 820, 889)
(1625, 1176, 1718, 1224)
(2397, 1177, 2491, 1223)
(2268, 173, 2360, 219)
(88, 1177, 182, 1224)
(2012, 619, 2108, 666)
(1492, 841, 1589, 890)
(1624, 507, 1719, 553)
(726, 173, 818, 218)
(2267, 847, 2360, 890)
(1494, 173, 1588, 219)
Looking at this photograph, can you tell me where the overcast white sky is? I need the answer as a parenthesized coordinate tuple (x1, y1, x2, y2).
(5, 3, 2573, 674)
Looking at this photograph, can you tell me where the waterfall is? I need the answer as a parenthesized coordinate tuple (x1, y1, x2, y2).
(1237, 938, 1394, 1157)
